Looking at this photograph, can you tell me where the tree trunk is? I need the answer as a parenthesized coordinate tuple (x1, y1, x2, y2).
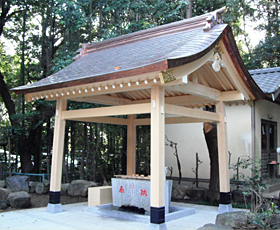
(18, 140, 34, 173)
(70, 121, 76, 180)
(80, 123, 87, 179)
(0, 71, 16, 126)
(203, 122, 220, 204)
(187, 0, 192, 18)
(122, 126, 127, 175)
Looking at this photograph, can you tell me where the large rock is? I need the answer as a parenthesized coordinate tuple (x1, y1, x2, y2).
(67, 180, 97, 197)
(29, 181, 38, 193)
(271, 215, 280, 229)
(190, 187, 207, 201)
(0, 180, 6, 188)
(0, 199, 8, 209)
(0, 188, 11, 200)
(8, 191, 31, 208)
(43, 180, 50, 194)
(172, 185, 190, 200)
(43, 180, 50, 187)
(231, 189, 250, 204)
(215, 211, 247, 229)
(35, 182, 45, 194)
(61, 183, 69, 195)
(6, 176, 29, 192)
(197, 223, 233, 230)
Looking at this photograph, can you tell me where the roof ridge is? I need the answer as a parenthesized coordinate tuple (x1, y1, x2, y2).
(74, 7, 226, 60)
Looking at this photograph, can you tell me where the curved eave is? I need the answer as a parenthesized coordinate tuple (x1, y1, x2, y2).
(167, 27, 226, 69)
(222, 27, 265, 101)
(12, 60, 168, 95)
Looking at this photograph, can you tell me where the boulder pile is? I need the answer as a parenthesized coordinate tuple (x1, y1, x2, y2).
(0, 176, 98, 211)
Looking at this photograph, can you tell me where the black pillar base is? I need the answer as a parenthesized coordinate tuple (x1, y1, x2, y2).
(220, 192, 231, 205)
(49, 191, 61, 204)
(150, 206, 165, 224)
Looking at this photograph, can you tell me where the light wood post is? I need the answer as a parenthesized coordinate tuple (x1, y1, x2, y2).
(127, 114, 136, 175)
(47, 99, 67, 213)
(216, 101, 232, 212)
(150, 85, 166, 225)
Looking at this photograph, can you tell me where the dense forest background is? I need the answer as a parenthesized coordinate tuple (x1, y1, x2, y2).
(0, 0, 279, 184)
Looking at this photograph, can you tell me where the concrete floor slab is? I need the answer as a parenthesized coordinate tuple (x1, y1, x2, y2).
(0, 202, 246, 230)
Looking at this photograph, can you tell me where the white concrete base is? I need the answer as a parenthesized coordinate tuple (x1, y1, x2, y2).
(218, 204, 233, 213)
(149, 223, 167, 230)
(46, 203, 63, 213)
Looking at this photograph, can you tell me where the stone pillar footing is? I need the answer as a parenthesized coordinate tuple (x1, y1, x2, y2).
(218, 204, 233, 213)
(150, 206, 165, 224)
(49, 191, 61, 204)
(149, 223, 167, 230)
(46, 203, 62, 214)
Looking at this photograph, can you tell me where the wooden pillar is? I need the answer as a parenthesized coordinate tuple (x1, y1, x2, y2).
(216, 101, 232, 212)
(150, 85, 166, 225)
(47, 99, 67, 213)
(127, 114, 136, 175)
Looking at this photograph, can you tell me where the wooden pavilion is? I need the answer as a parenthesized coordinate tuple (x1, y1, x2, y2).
(13, 7, 264, 228)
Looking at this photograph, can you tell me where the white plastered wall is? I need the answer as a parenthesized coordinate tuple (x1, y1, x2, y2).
(254, 100, 280, 175)
(165, 104, 253, 180)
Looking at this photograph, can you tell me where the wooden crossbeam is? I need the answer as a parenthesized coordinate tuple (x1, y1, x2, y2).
(165, 104, 220, 122)
(62, 103, 151, 120)
(220, 91, 244, 101)
(71, 95, 133, 105)
(133, 94, 214, 106)
(133, 116, 215, 126)
(71, 90, 243, 107)
(64, 117, 129, 125)
(166, 81, 221, 101)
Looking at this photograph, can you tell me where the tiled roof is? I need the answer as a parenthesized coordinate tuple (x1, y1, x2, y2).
(12, 8, 227, 94)
(250, 67, 280, 94)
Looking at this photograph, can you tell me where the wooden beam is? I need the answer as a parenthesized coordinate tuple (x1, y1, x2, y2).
(62, 103, 151, 120)
(220, 42, 253, 100)
(133, 94, 214, 106)
(220, 91, 244, 101)
(150, 85, 165, 209)
(165, 116, 214, 124)
(71, 95, 133, 105)
(165, 81, 221, 101)
(165, 104, 221, 122)
(65, 117, 128, 126)
(133, 118, 150, 126)
(127, 115, 136, 175)
(216, 100, 230, 193)
(133, 116, 216, 126)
